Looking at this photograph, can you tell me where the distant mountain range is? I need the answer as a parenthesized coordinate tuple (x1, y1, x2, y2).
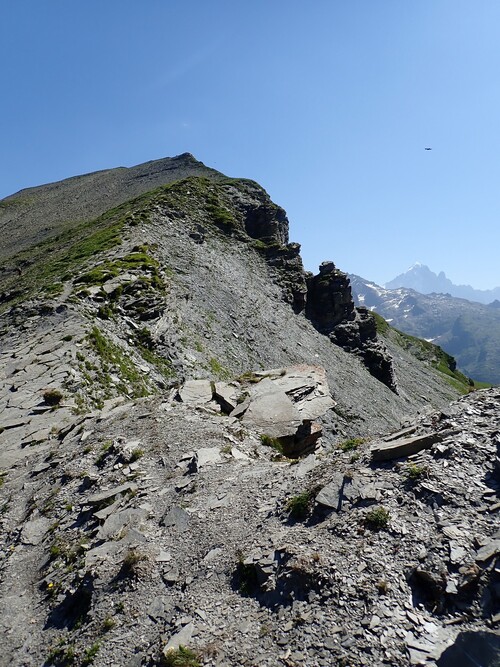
(350, 274, 500, 384)
(385, 263, 500, 305)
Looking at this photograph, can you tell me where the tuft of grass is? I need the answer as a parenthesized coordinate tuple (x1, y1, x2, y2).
(338, 437, 365, 452)
(119, 548, 146, 578)
(94, 440, 113, 467)
(46, 640, 76, 665)
(101, 617, 115, 633)
(129, 448, 144, 463)
(81, 642, 101, 667)
(161, 646, 201, 667)
(237, 371, 264, 384)
(364, 506, 390, 531)
(43, 388, 63, 406)
(260, 434, 284, 455)
(406, 463, 428, 481)
(286, 491, 315, 520)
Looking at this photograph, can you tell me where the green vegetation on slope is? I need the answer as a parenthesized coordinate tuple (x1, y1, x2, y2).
(0, 175, 275, 313)
(373, 311, 488, 393)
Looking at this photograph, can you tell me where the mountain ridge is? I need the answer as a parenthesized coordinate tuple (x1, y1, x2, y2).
(0, 156, 498, 667)
(385, 263, 500, 305)
(0, 153, 222, 263)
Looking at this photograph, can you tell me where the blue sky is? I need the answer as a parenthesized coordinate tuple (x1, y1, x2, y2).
(1, 1, 499, 289)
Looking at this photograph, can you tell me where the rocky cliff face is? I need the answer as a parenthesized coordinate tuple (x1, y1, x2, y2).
(306, 262, 396, 390)
(1, 157, 494, 667)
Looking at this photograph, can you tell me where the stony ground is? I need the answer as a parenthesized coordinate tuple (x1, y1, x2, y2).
(0, 362, 499, 666)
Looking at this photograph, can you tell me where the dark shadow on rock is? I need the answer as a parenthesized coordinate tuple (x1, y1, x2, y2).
(436, 631, 500, 667)
(231, 549, 328, 609)
(45, 573, 93, 630)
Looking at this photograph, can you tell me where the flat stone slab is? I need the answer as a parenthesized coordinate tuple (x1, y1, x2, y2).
(98, 507, 149, 540)
(195, 447, 222, 468)
(271, 365, 336, 419)
(164, 622, 195, 652)
(179, 380, 213, 406)
(371, 432, 443, 462)
(242, 378, 301, 437)
(315, 474, 345, 510)
(161, 506, 190, 531)
(86, 483, 137, 507)
(213, 382, 239, 412)
(475, 540, 500, 562)
(21, 518, 51, 545)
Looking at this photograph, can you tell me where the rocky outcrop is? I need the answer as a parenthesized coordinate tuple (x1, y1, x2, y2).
(178, 365, 335, 458)
(306, 261, 397, 390)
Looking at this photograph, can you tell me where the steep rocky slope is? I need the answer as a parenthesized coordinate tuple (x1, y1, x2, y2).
(1, 157, 497, 667)
(0, 153, 220, 262)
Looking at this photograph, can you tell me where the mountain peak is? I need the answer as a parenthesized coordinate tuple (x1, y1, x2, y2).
(386, 265, 500, 305)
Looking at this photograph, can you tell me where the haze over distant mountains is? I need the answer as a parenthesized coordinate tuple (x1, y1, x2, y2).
(385, 262, 500, 305)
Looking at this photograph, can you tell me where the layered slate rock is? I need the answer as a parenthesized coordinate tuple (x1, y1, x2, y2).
(177, 365, 336, 457)
(305, 261, 396, 390)
(371, 432, 444, 462)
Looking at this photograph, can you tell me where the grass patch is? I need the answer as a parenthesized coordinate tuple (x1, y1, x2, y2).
(285, 490, 316, 520)
(372, 311, 390, 335)
(101, 617, 115, 633)
(364, 506, 390, 531)
(138, 346, 174, 379)
(81, 642, 101, 666)
(88, 326, 150, 398)
(260, 433, 284, 454)
(161, 646, 201, 667)
(46, 640, 76, 665)
(237, 371, 264, 384)
(405, 463, 428, 481)
(129, 448, 144, 463)
(42, 388, 63, 406)
(119, 548, 146, 579)
(208, 357, 229, 379)
(338, 437, 365, 452)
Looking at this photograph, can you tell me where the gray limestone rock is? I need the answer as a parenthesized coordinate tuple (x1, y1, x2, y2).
(21, 518, 50, 545)
(371, 432, 443, 461)
(161, 506, 190, 532)
(86, 483, 137, 507)
(178, 380, 213, 405)
(436, 631, 500, 667)
(98, 508, 149, 540)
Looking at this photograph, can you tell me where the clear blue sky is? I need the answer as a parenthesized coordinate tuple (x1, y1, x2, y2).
(2, 1, 499, 289)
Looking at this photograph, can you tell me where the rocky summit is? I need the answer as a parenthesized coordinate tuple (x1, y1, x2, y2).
(0, 156, 498, 667)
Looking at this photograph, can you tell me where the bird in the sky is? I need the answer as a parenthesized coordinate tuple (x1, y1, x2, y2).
(424, 147, 432, 151)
